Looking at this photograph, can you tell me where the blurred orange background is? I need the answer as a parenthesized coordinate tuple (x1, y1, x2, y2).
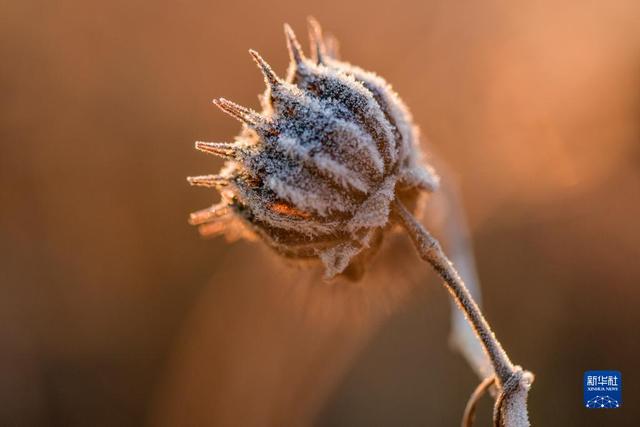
(2, 0, 640, 425)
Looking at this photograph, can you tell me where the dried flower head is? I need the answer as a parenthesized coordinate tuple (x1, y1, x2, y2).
(188, 19, 438, 280)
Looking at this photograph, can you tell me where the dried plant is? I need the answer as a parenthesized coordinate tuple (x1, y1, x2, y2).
(188, 19, 533, 426)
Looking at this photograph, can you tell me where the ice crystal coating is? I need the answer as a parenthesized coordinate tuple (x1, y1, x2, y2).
(188, 19, 439, 280)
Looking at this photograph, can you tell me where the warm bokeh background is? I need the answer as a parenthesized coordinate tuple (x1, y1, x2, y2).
(2, 0, 640, 425)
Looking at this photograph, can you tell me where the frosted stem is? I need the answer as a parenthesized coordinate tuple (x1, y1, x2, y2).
(423, 169, 493, 380)
(392, 199, 533, 427)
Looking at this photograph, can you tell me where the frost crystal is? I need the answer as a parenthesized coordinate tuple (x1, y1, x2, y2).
(188, 19, 439, 280)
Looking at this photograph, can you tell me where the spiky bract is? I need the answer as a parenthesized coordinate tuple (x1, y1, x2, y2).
(189, 19, 438, 280)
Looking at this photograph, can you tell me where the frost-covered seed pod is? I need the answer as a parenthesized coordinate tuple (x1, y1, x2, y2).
(188, 19, 439, 280)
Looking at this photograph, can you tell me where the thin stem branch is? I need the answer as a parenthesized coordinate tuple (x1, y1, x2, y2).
(462, 375, 495, 427)
(423, 165, 493, 380)
(393, 199, 513, 383)
(392, 199, 533, 427)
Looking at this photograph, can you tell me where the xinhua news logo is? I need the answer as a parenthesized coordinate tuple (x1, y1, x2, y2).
(584, 370, 622, 409)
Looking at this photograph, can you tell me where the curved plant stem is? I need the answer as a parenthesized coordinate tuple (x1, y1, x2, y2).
(393, 199, 513, 381)
(424, 168, 493, 380)
(462, 375, 495, 427)
(392, 199, 533, 427)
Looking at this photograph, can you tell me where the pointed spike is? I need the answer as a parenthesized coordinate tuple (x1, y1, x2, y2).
(189, 204, 230, 226)
(194, 141, 240, 160)
(248, 49, 280, 88)
(307, 17, 326, 64)
(283, 23, 304, 65)
(324, 33, 340, 59)
(198, 221, 227, 237)
(214, 98, 276, 134)
(213, 98, 263, 127)
(186, 174, 228, 188)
